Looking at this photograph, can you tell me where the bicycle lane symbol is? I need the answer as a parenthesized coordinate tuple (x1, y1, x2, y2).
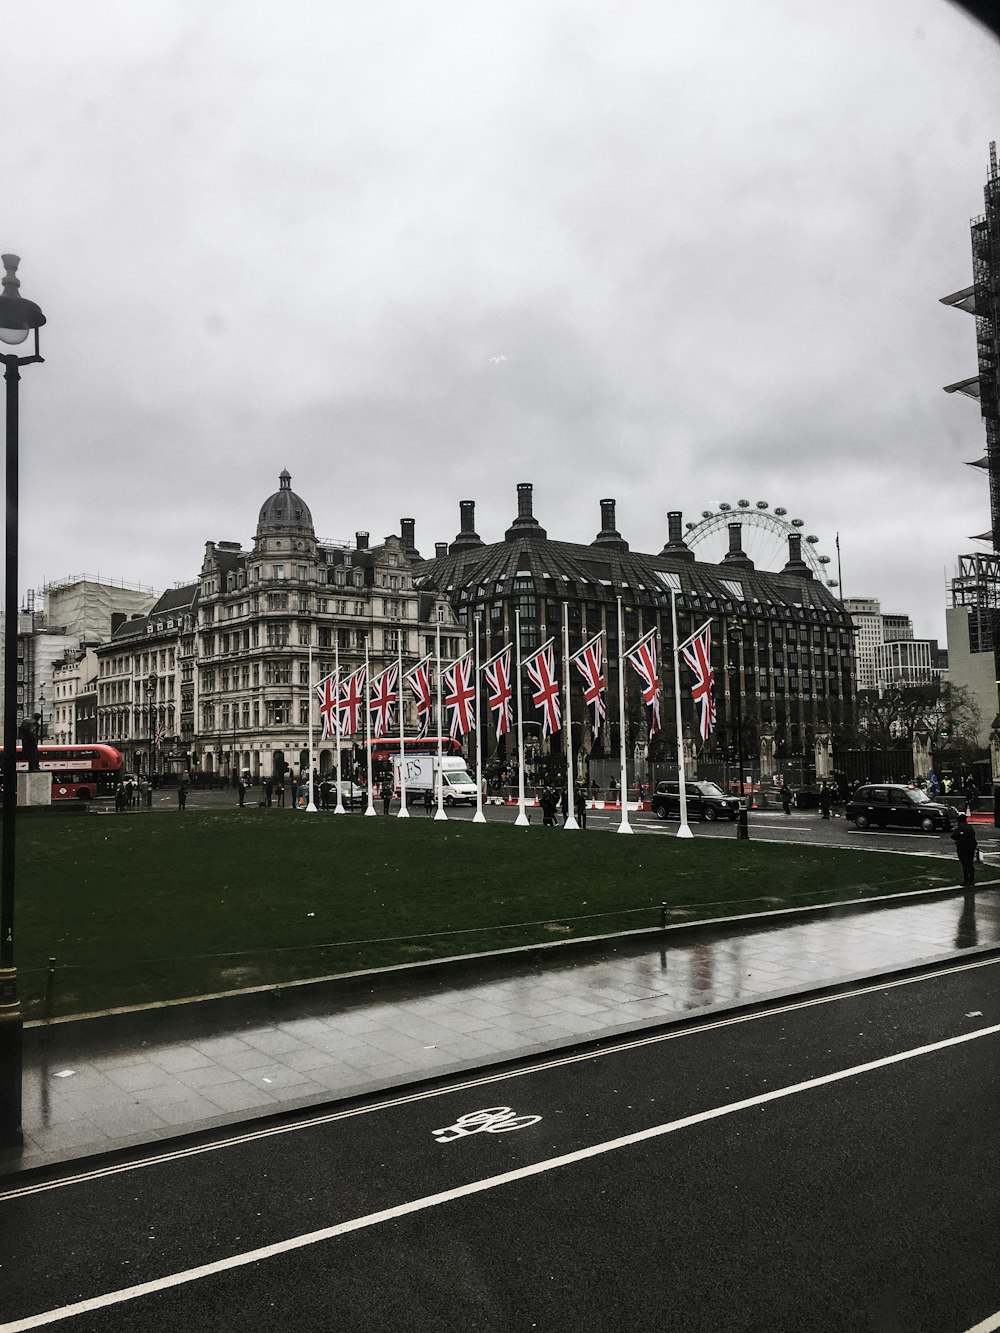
(432, 1106, 543, 1144)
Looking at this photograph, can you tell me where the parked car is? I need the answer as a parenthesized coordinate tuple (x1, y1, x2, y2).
(334, 781, 366, 810)
(846, 784, 956, 833)
(651, 780, 741, 822)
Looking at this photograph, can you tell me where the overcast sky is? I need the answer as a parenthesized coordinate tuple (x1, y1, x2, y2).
(4, 0, 999, 641)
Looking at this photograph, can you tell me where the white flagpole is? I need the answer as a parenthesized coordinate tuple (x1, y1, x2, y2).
(472, 613, 486, 823)
(333, 639, 346, 815)
(514, 607, 529, 826)
(562, 602, 579, 830)
(435, 605, 447, 821)
(396, 636, 409, 818)
(616, 596, 633, 834)
(306, 644, 317, 812)
(671, 589, 693, 839)
(364, 635, 376, 816)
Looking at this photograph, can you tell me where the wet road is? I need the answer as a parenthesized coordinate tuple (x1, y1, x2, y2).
(3, 955, 998, 1332)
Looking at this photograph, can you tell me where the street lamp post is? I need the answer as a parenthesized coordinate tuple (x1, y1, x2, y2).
(146, 673, 158, 792)
(0, 255, 46, 1147)
(727, 626, 750, 841)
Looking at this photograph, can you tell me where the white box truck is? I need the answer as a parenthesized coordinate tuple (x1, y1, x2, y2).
(394, 754, 479, 806)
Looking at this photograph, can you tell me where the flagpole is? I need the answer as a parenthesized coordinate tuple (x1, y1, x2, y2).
(364, 634, 376, 816)
(306, 644, 317, 812)
(333, 639, 346, 814)
(396, 636, 409, 819)
(671, 589, 693, 839)
(434, 605, 447, 821)
(514, 607, 529, 826)
(472, 612, 486, 824)
(562, 602, 579, 830)
(616, 596, 633, 834)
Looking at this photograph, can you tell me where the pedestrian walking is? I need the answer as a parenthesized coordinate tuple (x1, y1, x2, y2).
(423, 787, 433, 815)
(540, 787, 557, 827)
(819, 782, 832, 820)
(951, 813, 978, 887)
(780, 783, 793, 816)
(276, 781, 285, 808)
(263, 777, 273, 807)
(381, 780, 392, 815)
(290, 774, 298, 808)
(178, 774, 189, 810)
(965, 775, 980, 814)
(237, 776, 246, 808)
(114, 781, 127, 813)
(560, 787, 569, 825)
(575, 786, 587, 829)
(320, 777, 332, 811)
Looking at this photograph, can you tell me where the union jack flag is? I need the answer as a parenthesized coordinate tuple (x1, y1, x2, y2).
(369, 664, 398, 739)
(153, 723, 166, 746)
(681, 625, 716, 742)
(625, 629, 661, 737)
(443, 652, 476, 738)
(404, 656, 433, 740)
(338, 665, 367, 738)
(483, 645, 513, 740)
(315, 671, 339, 740)
(570, 633, 606, 732)
(524, 639, 561, 738)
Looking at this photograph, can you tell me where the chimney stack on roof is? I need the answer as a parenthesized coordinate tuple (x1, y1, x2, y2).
(505, 482, 547, 541)
(400, 518, 416, 553)
(356, 531, 369, 551)
(435, 541, 449, 559)
(782, 532, 813, 579)
(591, 498, 629, 552)
(722, 521, 754, 569)
(661, 510, 695, 562)
(450, 499, 484, 552)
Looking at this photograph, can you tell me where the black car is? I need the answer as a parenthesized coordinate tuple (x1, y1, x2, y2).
(651, 780, 741, 822)
(846, 784, 956, 833)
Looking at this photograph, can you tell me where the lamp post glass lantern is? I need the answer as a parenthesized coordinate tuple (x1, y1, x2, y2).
(0, 255, 45, 1147)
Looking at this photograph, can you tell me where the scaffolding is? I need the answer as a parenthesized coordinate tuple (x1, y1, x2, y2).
(951, 552, 1000, 654)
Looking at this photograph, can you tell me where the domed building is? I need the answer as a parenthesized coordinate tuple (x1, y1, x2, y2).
(95, 471, 466, 786)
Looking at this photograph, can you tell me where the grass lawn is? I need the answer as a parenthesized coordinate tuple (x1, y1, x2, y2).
(10, 811, 958, 1019)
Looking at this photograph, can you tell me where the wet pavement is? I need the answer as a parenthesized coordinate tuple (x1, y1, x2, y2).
(5, 883, 1000, 1177)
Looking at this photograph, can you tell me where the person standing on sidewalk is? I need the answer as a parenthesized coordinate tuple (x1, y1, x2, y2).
(819, 782, 832, 820)
(780, 783, 793, 816)
(951, 813, 978, 887)
(575, 786, 587, 829)
(177, 774, 190, 810)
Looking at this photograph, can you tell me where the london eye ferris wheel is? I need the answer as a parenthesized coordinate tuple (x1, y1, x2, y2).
(682, 500, 838, 588)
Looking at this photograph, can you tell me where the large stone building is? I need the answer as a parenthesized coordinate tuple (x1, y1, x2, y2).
(415, 485, 856, 781)
(94, 472, 464, 781)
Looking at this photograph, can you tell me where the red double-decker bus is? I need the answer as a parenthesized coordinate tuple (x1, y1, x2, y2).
(0, 744, 124, 800)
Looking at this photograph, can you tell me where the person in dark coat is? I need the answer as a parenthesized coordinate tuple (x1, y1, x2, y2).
(780, 783, 793, 816)
(575, 786, 587, 829)
(559, 787, 569, 825)
(819, 782, 832, 820)
(177, 774, 189, 810)
(964, 776, 980, 814)
(263, 778, 273, 807)
(951, 813, 978, 887)
(237, 776, 246, 808)
(540, 788, 557, 827)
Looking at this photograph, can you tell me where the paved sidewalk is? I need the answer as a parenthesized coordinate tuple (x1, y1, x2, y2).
(5, 884, 1000, 1177)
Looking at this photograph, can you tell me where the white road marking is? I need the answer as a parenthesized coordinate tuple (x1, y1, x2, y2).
(4, 954, 999, 1203)
(432, 1106, 542, 1143)
(963, 1311, 1000, 1332)
(3, 1020, 998, 1331)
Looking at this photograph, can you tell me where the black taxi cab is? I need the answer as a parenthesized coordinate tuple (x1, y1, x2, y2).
(845, 784, 955, 833)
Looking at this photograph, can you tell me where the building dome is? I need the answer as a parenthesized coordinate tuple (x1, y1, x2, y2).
(256, 470, 314, 535)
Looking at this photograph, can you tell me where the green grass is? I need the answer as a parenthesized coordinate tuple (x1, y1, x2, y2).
(10, 812, 957, 1019)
